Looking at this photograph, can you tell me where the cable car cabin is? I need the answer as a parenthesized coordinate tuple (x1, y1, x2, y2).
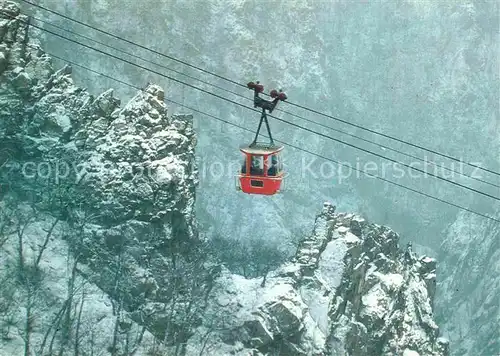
(236, 80, 288, 195)
(237, 144, 284, 195)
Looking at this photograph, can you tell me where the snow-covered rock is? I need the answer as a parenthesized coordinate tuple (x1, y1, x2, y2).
(0, 2, 211, 353)
(185, 202, 449, 355)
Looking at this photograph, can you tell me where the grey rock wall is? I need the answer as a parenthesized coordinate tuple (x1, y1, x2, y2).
(184, 203, 449, 356)
(0, 2, 212, 347)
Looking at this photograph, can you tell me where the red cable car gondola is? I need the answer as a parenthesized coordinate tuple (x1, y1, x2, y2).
(236, 81, 287, 195)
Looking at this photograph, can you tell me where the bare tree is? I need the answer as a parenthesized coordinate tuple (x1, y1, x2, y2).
(8, 204, 44, 356)
(20, 275, 39, 356)
(109, 248, 126, 356)
(209, 233, 287, 282)
(0, 201, 22, 341)
(0, 198, 17, 248)
(58, 252, 81, 356)
(39, 298, 68, 356)
(0, 272, 18, 341)
(73, 288, 86, 356)
(3, 195, 94, 356)
(35, 217, 59, 268)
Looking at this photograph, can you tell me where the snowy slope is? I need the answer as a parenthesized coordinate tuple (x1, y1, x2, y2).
(0, 207, 157, 356)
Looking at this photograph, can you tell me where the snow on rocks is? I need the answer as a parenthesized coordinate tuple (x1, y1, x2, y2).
(184, 202, 448, 355)
(326, 208, 448, 356)
(0, 1, 202, 350)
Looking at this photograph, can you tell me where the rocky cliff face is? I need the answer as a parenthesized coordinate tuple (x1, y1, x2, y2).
(1, 2, 213, 354)
(184, 203, 449, 356)
(435, 204, 500, 356)
(1, 2, 449, 355)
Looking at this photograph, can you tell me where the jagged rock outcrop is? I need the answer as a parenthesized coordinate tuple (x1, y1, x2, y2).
(325, 208, 448, 356)
(0, 1, 213, 351)
(185, 203, 449, 356)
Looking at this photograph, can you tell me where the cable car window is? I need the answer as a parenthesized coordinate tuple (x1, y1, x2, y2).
(250, 156, 264, 175)
(267, 154, 278, 176)
(278, 154, 283, 172)
(241, 153, 248, 174)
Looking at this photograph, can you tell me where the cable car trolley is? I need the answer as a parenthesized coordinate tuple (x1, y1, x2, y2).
(236, 81, 287, 195)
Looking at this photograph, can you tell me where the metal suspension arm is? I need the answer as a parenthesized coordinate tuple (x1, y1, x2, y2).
(263, 113, 274, 145)
(250, 109, 274, 146)
(251, 111, 265, 146)
(248, 82, 286, 147)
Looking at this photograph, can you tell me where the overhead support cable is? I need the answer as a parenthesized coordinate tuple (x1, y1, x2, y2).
(19, 20, 499, 201)
(35, 49, 500, 224)
(20, 0, 500, 178)
(25, 14, 500, 190)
